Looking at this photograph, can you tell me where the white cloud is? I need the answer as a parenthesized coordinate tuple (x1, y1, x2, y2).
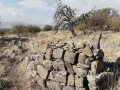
(60, 0, 120, 14)
(19, 0, 52, 11)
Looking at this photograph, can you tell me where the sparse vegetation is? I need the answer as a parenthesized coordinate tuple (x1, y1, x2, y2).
(0, 29, 5, 37)
(43, 25, 52, 31)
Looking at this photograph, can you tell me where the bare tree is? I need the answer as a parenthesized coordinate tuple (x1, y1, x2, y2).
(53, 0, 79, 36)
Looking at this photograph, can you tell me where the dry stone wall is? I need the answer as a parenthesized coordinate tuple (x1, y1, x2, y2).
(20, 40, 111, 90)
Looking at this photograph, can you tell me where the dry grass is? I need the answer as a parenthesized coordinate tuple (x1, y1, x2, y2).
(31, 30, 83, 45)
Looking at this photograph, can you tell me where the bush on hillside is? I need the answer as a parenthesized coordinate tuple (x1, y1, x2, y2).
(0, 29, 5, 37)
(11, 24, 27, 37)
(111, 18, 120, 32)
(43, 25, 52, 31)
(27, 25, 41, 35)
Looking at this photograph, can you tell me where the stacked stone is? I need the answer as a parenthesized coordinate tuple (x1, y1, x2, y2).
(21, 40, 109, 90)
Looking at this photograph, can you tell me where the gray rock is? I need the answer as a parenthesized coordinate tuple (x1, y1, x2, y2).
(45, 48, 52, 60)
(36, 75, 45, 88)
(37, 65, 49, 79)
(85, 58, 91, 66)
(65, 62, 74, 74)
(75, 77, 84, 87)
(52, 59, 65, 71)
(83, 45, 93, 57)
(77, 63, 90, 69)
(53, 48, 64, 59)
(42, 60, 53, 70)
(73, 66, 88, 77)
(88, 84, 98, 90)
(75, 87, 86, 90)
(47, 81, 62, 90)
(21, 57, 29, 67)
(75, 42, 84, 49)
(49, 71, 67, 84)
(63, 86, 74, 90)
(68, 75, 75, 86)
(78, 53, 87, 64)
(64, 50, 76, 64)
(90, 60, 103, 75)
(27, 61, 35, 70)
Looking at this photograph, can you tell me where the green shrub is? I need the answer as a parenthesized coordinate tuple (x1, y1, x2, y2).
(43, 25, 52, 31)
(0, 29, 5, 37)
(76, 23, 87, 30)
(111, 18, 120, 32)
(27, 25, 41, 35)
(11, 24, 27, 37)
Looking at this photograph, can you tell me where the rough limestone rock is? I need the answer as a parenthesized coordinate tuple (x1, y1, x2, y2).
(68, 75, 75, 86)
(53, 48, 64, 59)
(27, 61, 35, 70)
(62, 86, 74, 90)
(90, 60, 103, 75)
(88, 84, 98, 90)
(49, 71, 67, 84)
(45, 48, 52, 60)
(22, 57, 29, 67)
(75, 87, 86, 90)
(34, 54, 44, 64)
(42, 60, 53, 70)
(52, 59, 65, 71)
(47, 81, 62, 90)
(77, 63, 90, 69)
(37, 65, 49, 79)
(73, 66, 88, 77)
(75, 42, 84, 49)
(83, 45, 93, 57)
(65, 62, 74, 75)
(78, 53, 87, 64)
(85, 58, 91, 66)
(36, 75, 45, 88)
(75, 77, 84, 87)
(64, 50, 76, 64)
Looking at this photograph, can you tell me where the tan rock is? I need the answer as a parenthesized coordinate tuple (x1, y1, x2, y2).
(68, 75, 75, 86)
(64, 50, 76, 64)
(37, 65, 49, 79)
(65, 62, 74, 74)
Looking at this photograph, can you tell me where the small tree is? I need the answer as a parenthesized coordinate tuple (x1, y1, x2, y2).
(12, 24, 27, 37)
(53, 0, 79, 36)
(27, 25, 41, 35)
(43, 25, 52, 31)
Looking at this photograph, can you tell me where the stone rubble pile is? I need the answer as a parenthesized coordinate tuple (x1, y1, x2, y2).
(20, 40, 111, 90)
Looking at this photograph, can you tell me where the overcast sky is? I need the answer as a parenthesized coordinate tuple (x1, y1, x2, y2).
(0, 0, 120, 25)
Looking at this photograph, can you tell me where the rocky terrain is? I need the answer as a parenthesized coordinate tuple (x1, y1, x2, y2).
(0, 31, 120, 90)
